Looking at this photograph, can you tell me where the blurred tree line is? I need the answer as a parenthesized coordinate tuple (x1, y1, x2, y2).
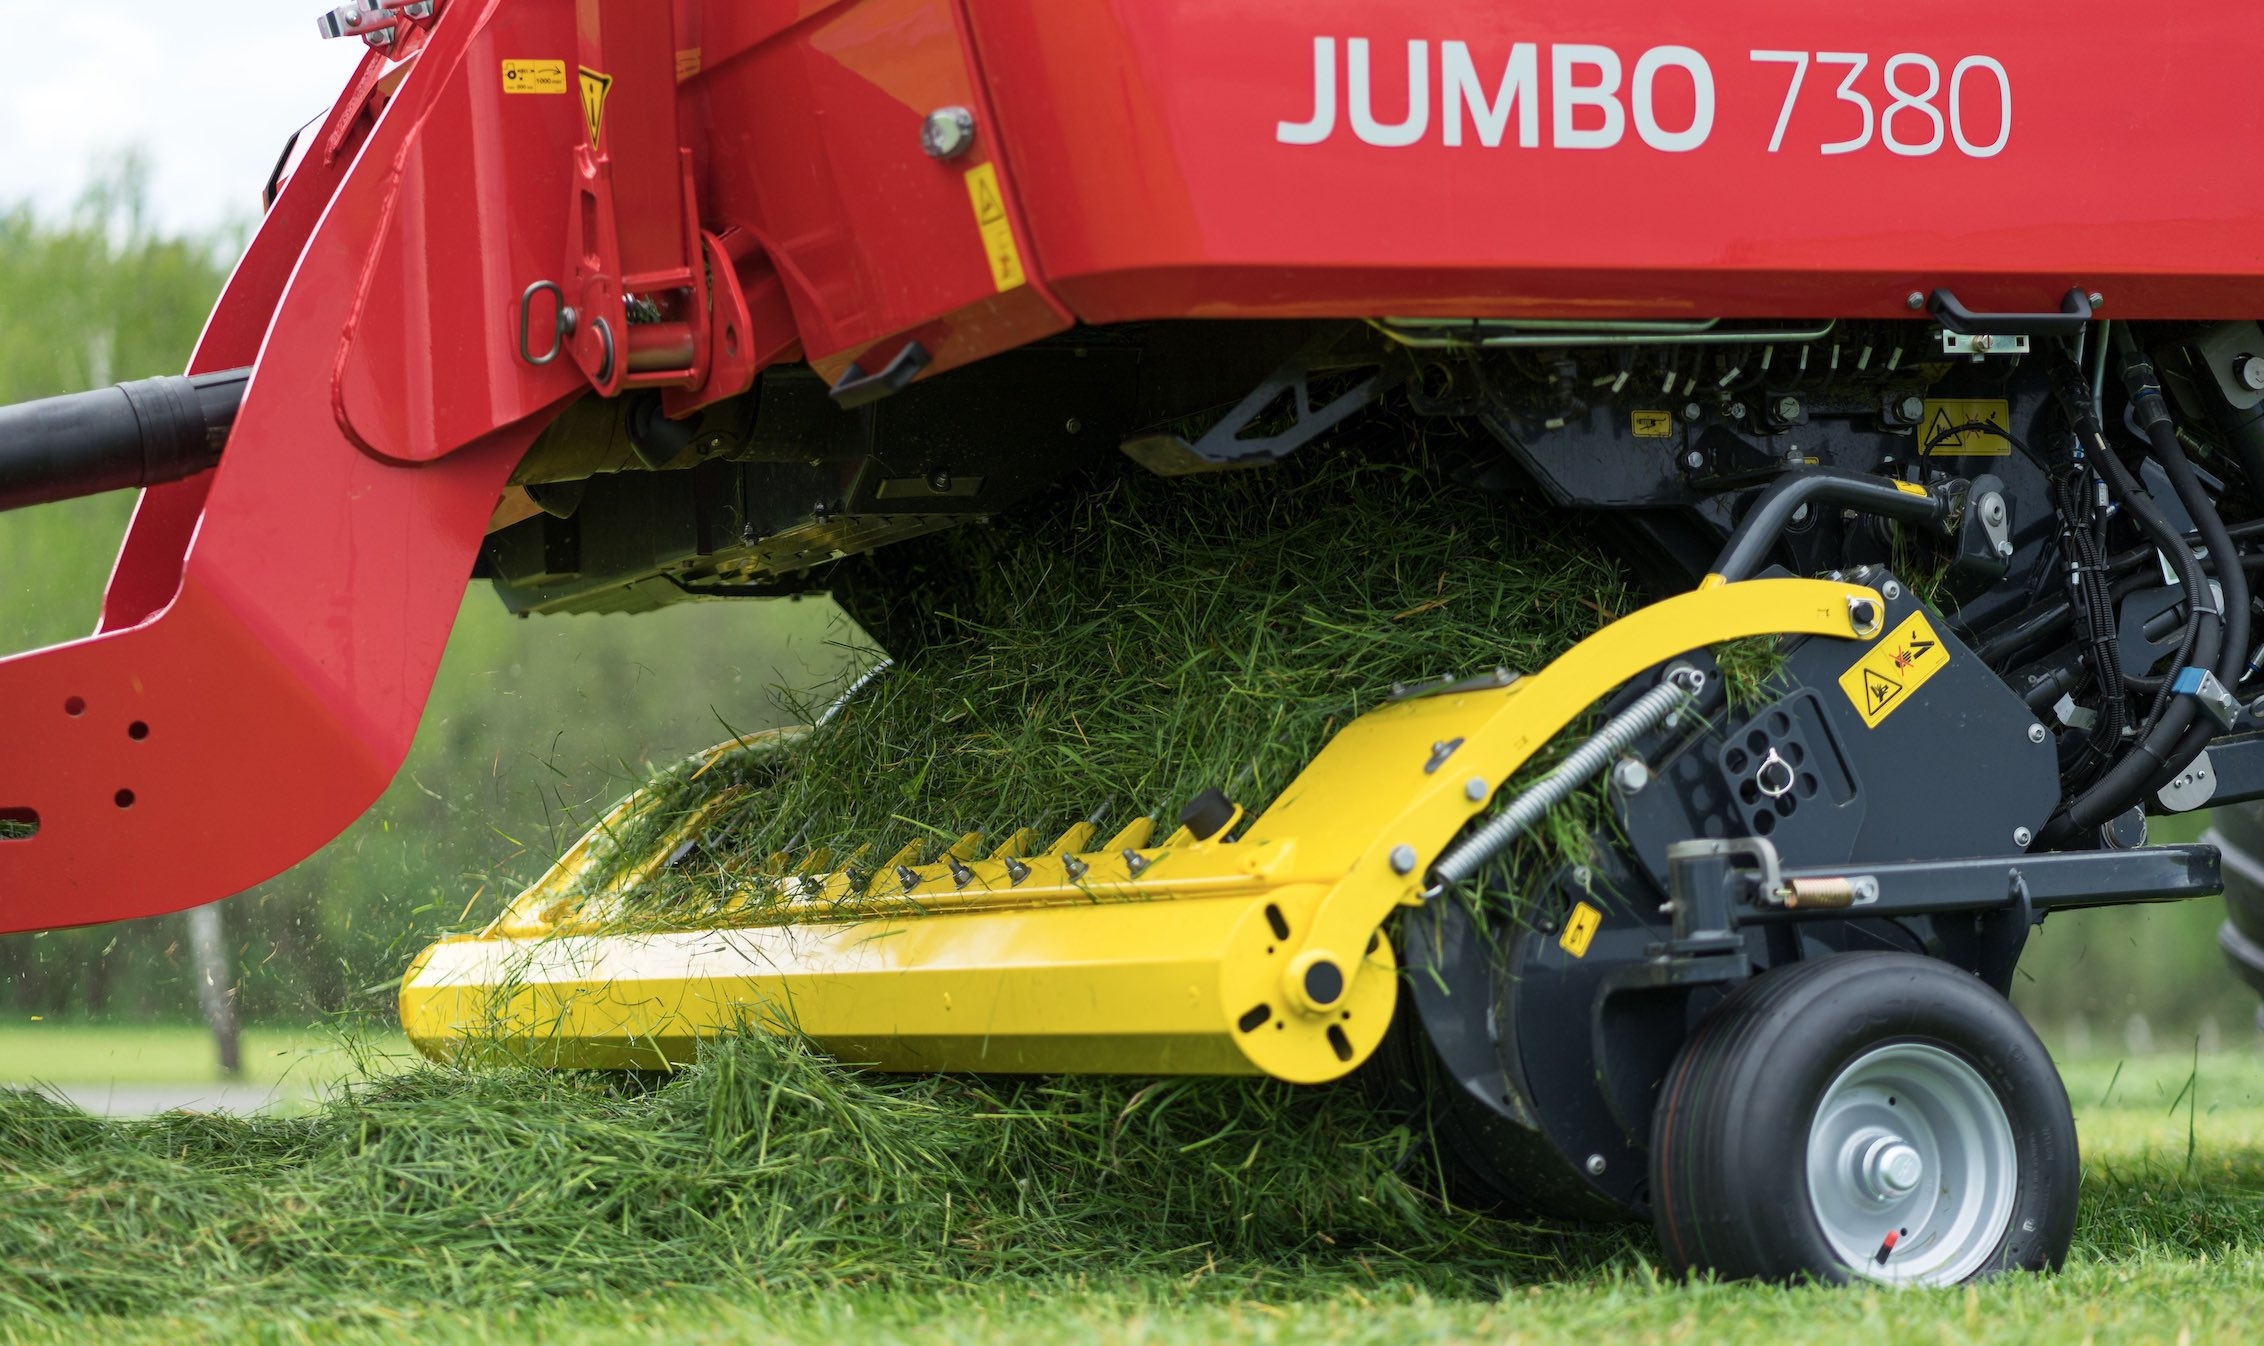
(0, 163, 2253, 1045)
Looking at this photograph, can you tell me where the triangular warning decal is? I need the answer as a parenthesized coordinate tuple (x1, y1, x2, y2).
(1862, 668, 1903, 716)
(578, 67, 613, 148)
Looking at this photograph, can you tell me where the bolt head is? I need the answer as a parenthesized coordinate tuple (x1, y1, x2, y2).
(2028, 723, 2048, 743)
(1585, 1153, 1608, 1176)
(1064, 417, 1083, 434)
(1389, 844, 1418, 876)
(1682, 402, 1703, 422)
(1898, 394, 1926, 422)
(1906, 291, 1928, 310)
(920, 105, 977, 159)
(1776, 395, 1803, 421)
(1611, 759, 1651, 794)
(1465, 777, 1489, 802)
(2014, 826, 2034, 848)
(1728, 401, 1749, 421)
(2235, 354, 2264, 393)
(2087, 291, 2106, 308)
(1684, 450, 1706, 471)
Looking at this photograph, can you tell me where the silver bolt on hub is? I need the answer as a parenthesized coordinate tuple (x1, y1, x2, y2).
(1388, 844, 1418, 875)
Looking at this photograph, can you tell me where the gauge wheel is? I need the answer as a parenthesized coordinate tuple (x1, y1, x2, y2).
(1650, 951, 2077, 1285)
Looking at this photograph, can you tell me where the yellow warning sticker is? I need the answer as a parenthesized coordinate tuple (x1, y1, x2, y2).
(1631, 410, 1674, 438)
(1891, 479, 1931, 497)
(1919, 398, 2014, 457)
(1838, 609, 1949, 728)
(674, 48, 702, 82)
(962, 162, 1026, 293)
(578, 67, 614, 147)
(1559, 901, 1603, 959)
(502, 60, 567, 95)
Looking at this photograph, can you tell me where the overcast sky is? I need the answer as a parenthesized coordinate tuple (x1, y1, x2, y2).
(0, 1, 364, 235)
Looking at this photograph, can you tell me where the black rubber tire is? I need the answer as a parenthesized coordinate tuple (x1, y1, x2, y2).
(2210, 802, 2264, 1025)
(1650, 951, 2077, 1285)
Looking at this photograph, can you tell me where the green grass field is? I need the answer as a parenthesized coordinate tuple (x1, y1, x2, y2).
(0, 1033, 2253, 1346)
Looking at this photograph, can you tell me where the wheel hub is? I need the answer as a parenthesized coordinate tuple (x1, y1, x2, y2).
(1806, 1041, 2018, 1285)
(1850, 1130, 1925, 1200)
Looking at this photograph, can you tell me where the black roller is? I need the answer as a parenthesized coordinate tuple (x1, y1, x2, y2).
(0, 367, 248, 512)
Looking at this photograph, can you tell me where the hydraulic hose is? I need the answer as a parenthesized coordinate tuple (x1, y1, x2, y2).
(2118, 331, 2250, 794)
(2049, 362, 2224, 838)
(1707, 467, 1946, 582)
(0, 368, 246, 512)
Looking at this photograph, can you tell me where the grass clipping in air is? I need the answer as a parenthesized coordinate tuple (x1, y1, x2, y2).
(0, 443, 1640, 1320)
(587, 442, 1629, 921)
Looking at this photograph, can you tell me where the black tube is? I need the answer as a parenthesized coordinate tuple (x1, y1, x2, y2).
(2122, 336, 2250, 793)
(0, 368, 247, 512)
(1709, 467, 1946, 583)
(2049, 368, 2223, 836)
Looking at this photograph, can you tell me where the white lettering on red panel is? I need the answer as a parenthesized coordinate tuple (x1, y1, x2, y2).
(1276, 39, 2010, 158)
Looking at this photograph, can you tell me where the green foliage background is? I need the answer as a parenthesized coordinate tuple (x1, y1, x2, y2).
(0, 165, 2250, 1045)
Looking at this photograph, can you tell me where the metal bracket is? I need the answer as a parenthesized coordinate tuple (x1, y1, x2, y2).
(1119, 327, 1407, 476)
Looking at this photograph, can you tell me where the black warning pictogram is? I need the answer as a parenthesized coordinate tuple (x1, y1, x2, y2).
(1862, 667, 1903, 716)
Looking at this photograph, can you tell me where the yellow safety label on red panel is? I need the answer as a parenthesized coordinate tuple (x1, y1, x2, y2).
(1631, 410, 1674, 438)
(502, 60, 567, 94)
(1559, 901, 1603, 959)
(963, 162, 1026, 293)
(578, 67, 614, 147)
(1919, 398, 2014, 456)
(1838, 609, 1948, 728)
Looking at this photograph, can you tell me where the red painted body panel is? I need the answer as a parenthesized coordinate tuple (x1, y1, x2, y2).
(10, 0, 2264, 929)
(963, 0, 2264, 322)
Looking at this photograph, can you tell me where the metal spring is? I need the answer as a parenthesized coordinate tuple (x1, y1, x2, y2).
(1429, 665, 1705, 890)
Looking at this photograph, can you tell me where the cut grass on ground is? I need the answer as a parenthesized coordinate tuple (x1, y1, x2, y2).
(0, 1043, 2254, 1345)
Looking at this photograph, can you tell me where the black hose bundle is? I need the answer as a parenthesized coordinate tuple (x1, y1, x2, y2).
(2045, 334, 2245, 840)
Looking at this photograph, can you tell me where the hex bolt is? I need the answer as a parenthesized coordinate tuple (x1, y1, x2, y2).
(2028, 723, 2048, 743)
(919, 105, 977, 159)
(1898, 394, 1927, 422)
(2014, 826, 2034, 848)
(1996, 539, 2015, 558)
(1775, 395, 1803, 422)
(1389, 844, 1418, 875)
(1683, 450, 1705, 471)
(1906, 291, 1927, 310)
(2087, 291, 2106, 308)
(1682, 402, 1703, 422)
(2236, 354, 2264, 393)
(1611, 758, 1651, 794)
(1585, 1153, 1608, 1176)
(1728, 400, 1749, 422)
(1465, 777, 1490, 802)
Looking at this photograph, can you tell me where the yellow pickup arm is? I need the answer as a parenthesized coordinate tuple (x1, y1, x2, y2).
(401, 577, 1881, 1084)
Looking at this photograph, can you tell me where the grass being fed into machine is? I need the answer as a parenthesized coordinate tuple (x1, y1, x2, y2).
(553, 435, 1633, 927)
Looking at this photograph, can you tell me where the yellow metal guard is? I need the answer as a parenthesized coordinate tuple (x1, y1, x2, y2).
(402, 577, 1880, 1082)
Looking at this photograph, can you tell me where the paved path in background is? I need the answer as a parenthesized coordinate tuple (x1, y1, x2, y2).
(37, 1082, 317, 1116)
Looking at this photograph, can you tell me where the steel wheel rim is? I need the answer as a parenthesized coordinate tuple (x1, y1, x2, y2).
(1804, 1041, 2018, 1285)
